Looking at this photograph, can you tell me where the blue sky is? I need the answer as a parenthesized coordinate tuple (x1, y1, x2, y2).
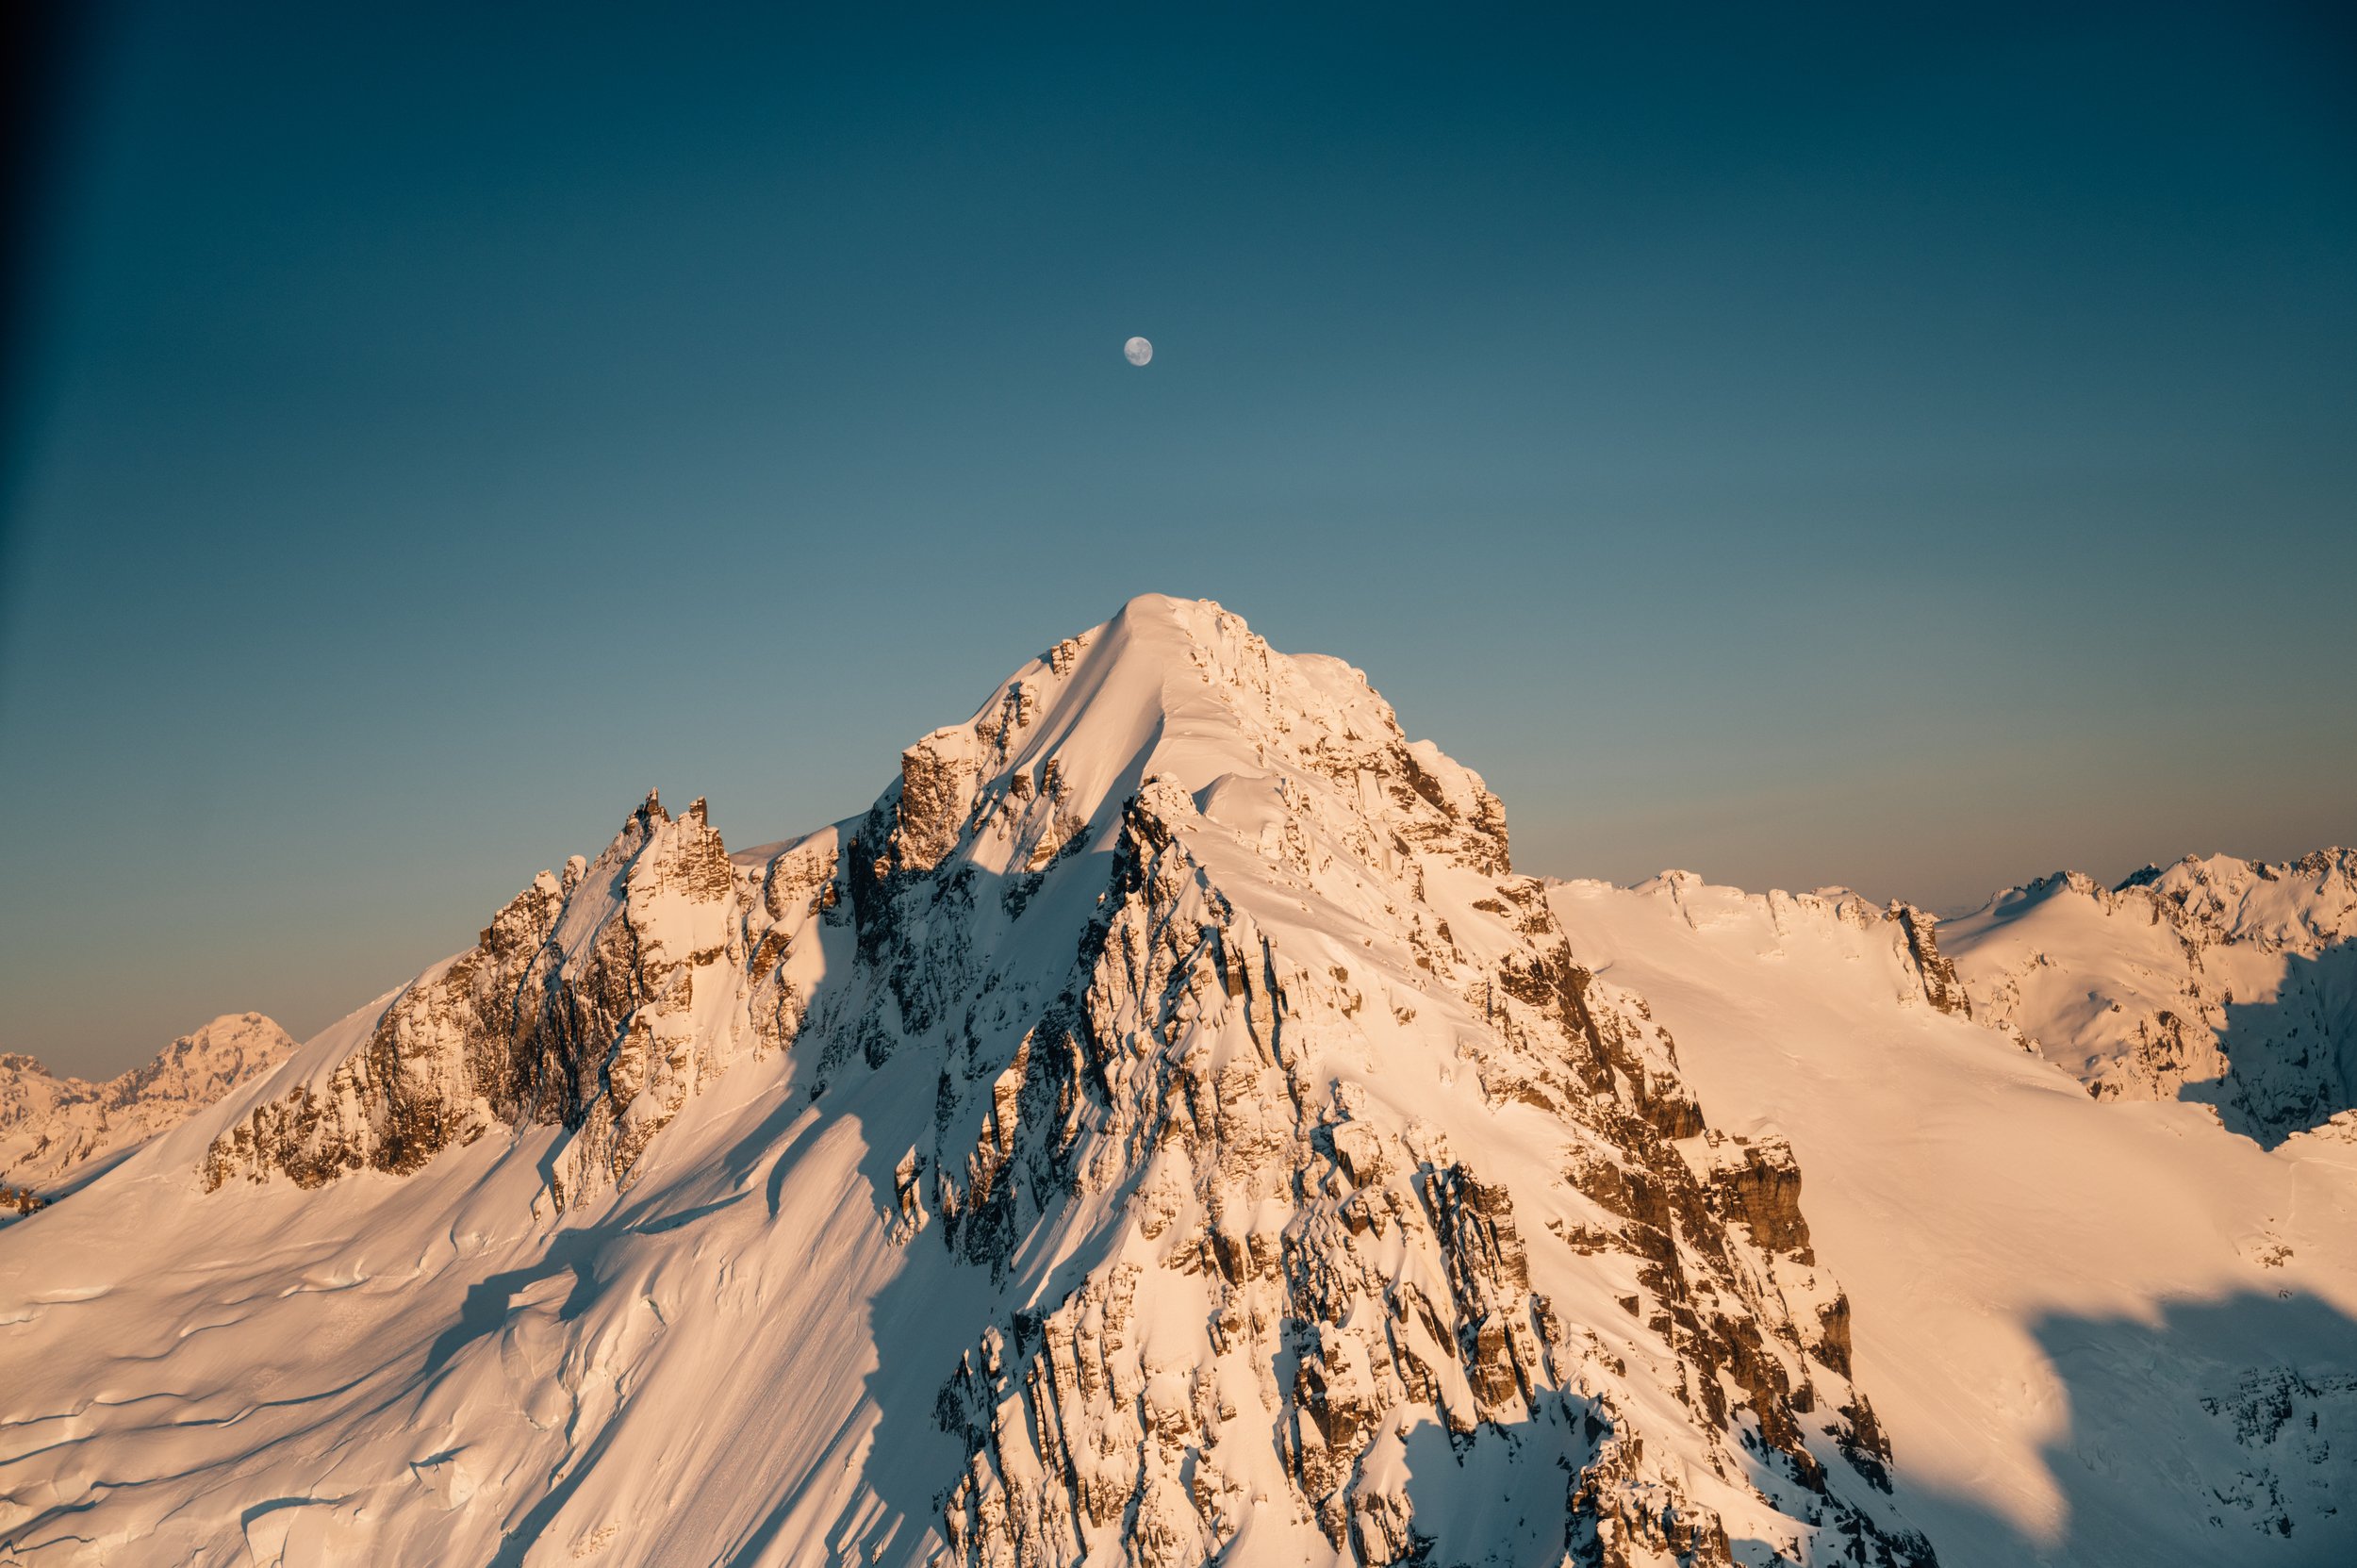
(4, 2, 2352, 1075)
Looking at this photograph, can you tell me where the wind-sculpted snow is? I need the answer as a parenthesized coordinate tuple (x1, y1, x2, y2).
(1942, 850, 2357, 1145)
(6, 594, 2333, 1567)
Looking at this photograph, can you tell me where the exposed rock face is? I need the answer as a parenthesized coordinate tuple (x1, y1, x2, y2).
(0, 1013, 296, 1210)
(1889, 904, 1970, 1019)
(1943, 850, 2357, 1144)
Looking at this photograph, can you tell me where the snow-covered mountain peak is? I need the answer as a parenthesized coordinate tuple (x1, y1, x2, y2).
(1971, 848, 2357, 945)
(877, 593, 1509, 893)
(5, 596, 1944, 1567)
(97, 1011, 295, 1112)
(1945, 847, 2357, 1144)
(1, 1012, 297, 1212)
(2116, 847, 2357, 950)
(6, 602, 2352, 1566)
(202, 776, 751, 1208)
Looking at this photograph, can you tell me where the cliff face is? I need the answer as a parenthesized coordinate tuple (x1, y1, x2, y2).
(1942, 850, 2357, 1145)
(0, 1012, 295, 1212)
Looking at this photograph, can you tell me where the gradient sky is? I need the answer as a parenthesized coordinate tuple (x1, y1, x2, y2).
(4, 2, 2352, 1077)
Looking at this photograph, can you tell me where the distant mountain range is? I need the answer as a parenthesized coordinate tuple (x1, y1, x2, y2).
(0, 1012, 294, 1213)
(2, 596, 2349, 1568)
(1942, 849, 2357, 1147)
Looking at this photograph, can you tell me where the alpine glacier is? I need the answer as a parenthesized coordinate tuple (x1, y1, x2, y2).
(0, 595, 2349, 1568)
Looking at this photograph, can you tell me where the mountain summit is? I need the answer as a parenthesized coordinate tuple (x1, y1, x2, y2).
(2, 596, 2350, 1568)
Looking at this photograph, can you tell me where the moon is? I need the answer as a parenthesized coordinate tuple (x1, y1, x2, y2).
(1123, 336, 1153, 367)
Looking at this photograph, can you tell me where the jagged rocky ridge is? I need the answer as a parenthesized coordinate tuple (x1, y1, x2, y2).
(1942, 850, 2357, 1146)
(0, 1013, 295, 1215)
(203, 793, 762, 1210)
(3, 596, 1937, 1567)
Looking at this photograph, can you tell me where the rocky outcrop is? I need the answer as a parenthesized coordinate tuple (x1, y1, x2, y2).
(1889, 904, 1970, 1019)
(0, 1013, 296, 1208)
(202, 793, 815, 1209)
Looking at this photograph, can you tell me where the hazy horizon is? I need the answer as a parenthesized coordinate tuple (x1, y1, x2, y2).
(5, 3, 2352, 1076)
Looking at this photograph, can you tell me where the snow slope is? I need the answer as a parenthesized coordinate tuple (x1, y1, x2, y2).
(1548, 873, 2357, 1566)
(0, 1013, 295, 1213)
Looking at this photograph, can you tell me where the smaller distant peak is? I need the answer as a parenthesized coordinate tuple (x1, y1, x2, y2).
(2119, 847, 2357, 907)
(186, 1011, 277, 1039)
(2113, 864, 2167, 892)
(2012, 868, 2105, 901)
